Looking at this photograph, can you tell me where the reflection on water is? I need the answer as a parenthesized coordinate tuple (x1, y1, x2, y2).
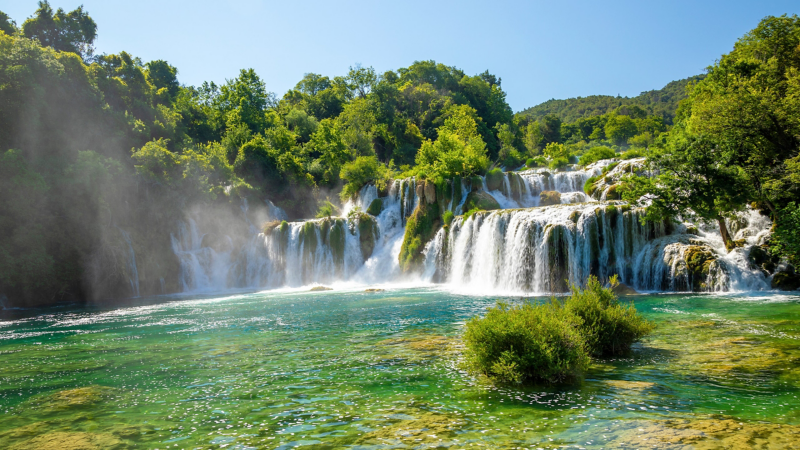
(0, 288, 798, 449)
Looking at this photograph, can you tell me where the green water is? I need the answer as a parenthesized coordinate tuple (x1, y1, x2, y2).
(1, 288, 799, 449)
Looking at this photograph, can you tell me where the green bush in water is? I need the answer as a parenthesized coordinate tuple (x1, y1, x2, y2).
(462, 207, 481, 222)
(464, 300, 590, 385)
(564, 275, 655, 357)
(549, 156, 569, 170)
(578, 146, 616, 166)
(399, 202, 440, 272)
(442, 210, 454, 228)
(366, 198, 382, 216)
(463, 275, 654, 385)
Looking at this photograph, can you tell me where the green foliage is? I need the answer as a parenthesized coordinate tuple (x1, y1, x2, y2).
(549, 156, 569, 170)
(442, 210, 454, 228)
(770, 202, 800, 266)
(21, 1, 97, 59)
(316, 200, 337, 218)
(578, 146, 616, 166)
(543, 142, 568, 160)
(1, 11, 17, 35)
(564, 276, 655, 356)
(340, 155, 389, 201)
(518, 76, 704, 124)
(462, 207, 481, 222)
(463, 300, 590, 384)
(620, 148, 644, 160)
(463, 275, 654, 385)
(584, 176, 598, 196)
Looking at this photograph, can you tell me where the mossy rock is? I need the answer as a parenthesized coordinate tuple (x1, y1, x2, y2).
(684, 245, 715, 291)
(771, 271, 800, 291)
(469, 175, 483, 192)
(310, 286, 332, 291)
(358, 214, 379, 260)
(463, 190, 500, 212)
(485, 168, 504, 191)
(568, 210, 581, 224)
(611, 282, 638, 296)
(262, 220, 282, 234)
(605, 184, 621, 200)
(366, 198, 382, 216)
(684, 224, 699, 235)
(539, 190, 561, 206)
(399, 202, 441, 273)
(9, 432, 127, 450)
(28, 386, 117, 413)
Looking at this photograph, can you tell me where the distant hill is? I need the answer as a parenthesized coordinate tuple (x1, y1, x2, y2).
(517, 75, 705, 124)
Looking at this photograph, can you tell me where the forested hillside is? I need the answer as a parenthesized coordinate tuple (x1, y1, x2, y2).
(518, 75, 705, 124)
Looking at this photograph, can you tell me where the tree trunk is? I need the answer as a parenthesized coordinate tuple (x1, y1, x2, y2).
(717, 217, 734, 252)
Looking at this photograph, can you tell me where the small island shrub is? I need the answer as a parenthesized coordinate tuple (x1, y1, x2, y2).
(463, 301, 590, 384)
(463, 275, 654, 385)
(584, 175, 598, 196)
(564, 276, 655, 356)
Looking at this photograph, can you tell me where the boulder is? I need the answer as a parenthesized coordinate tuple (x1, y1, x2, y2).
(485, 169, 504, 192)
(310, 286, 332, 292)
(424, 180, 436, 204)
(612, 282, 639, 296)
(463, 191, 501, 212)
(772, 266, 800, 291)
(539, 190, 561, 206)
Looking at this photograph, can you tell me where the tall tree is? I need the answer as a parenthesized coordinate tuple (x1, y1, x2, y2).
(22, 1, 97, 59)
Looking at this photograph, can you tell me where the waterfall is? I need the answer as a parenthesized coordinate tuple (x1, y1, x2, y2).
(118, 228, 140, 297)
(167, 158, 775, 295)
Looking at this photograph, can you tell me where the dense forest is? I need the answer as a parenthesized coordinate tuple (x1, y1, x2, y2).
(518, 75, 705, 124)
(1, 2, 799, 306)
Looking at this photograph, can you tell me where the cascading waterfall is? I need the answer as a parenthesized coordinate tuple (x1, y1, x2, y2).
(170, 158, 777, 295)
(118, 228, 140, 297)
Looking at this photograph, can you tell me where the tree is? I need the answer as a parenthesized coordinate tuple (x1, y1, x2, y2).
(295, 73, 331, 95)
(22, 1, 97, 59)
(622, 129, 750, 251)
(146, 60, 179, 100)
(684, 14, 800, 218)
(346, 64, 377, 99)
(604, 113, 638, 146)
(0, 11, 16, 35)
(539, 114, 562, 145)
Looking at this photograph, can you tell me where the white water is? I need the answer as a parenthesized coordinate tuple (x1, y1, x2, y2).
(168, 159, 776, 295)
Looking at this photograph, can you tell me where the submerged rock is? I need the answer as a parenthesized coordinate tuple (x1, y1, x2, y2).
(602, 379, 654, 390)
(9, 432, 126, 450)
(364, 288, 385, 292)
(309, 286, 332, 291)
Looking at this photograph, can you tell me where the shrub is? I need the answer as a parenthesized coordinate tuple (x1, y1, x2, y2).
(526, 158, 535, 168)
(316, 200, 337, 218)
(564, 276, 655, 356)
(578, 146, 616, 166)
(464, 301, 590, 384)
(462, 207, 481, 221)
(463, 275, 654, 385)
(549, 156, 569, 170)
(620, 148, 644, 160)
(584, 175, 598, 196)
(769, 202, 800, 267)
(442, 210, 454, 228)
(601, 162, 619, 175)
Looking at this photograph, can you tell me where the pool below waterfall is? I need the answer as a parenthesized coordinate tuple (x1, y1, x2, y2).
(1, 287, 799, 449)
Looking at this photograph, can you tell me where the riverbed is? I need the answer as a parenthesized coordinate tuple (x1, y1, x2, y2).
(1, 288, 798, 449)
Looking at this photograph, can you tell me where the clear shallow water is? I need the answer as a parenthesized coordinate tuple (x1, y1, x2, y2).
(0, 288, 799, 449)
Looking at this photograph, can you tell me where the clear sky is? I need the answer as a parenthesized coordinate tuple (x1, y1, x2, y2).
(2, 0, 798, 112)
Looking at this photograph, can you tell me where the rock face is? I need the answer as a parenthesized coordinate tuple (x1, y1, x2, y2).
(539, 190, 561, 206)
(485, 169, 504, 191)
(463, 191, 501, 212)
(424, 181, 436, 204)
(684, 245, 716, 291)
(772, 266, 800, 291)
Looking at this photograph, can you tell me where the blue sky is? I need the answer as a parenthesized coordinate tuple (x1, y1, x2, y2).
(2, 0, 798, 112)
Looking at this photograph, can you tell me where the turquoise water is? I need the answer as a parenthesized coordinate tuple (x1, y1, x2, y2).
(1, 288, 799, 449)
